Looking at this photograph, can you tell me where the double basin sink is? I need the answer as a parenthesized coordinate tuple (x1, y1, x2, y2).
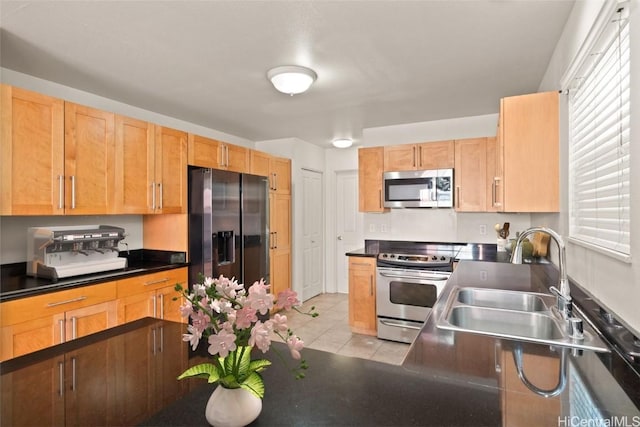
(437, 287, 609, 352)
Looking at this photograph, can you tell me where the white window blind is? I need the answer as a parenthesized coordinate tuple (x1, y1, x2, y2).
(568, 5, 630, 258)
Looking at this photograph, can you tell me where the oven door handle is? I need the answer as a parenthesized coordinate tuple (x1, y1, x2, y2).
(379, 319, 423, 330)
(378, 271, 449, 281)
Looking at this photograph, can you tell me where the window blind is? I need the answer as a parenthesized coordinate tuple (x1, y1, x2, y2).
(568, 6, 630, 258)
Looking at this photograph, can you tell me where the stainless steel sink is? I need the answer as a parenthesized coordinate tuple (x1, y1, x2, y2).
(436, 286, 610, 352)
(456, 288, 552, 312)
(447, 306, 564, 341)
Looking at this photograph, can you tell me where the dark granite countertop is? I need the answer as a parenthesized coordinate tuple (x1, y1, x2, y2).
(345, 240, 521, 263)
(0, 249, 188, 302)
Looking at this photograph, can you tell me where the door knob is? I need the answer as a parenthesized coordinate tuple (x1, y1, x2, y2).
(337, 236, 343, 240)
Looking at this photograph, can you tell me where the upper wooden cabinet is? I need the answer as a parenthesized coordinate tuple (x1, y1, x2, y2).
(384, 140, 454, 172)
(358, 147, 387, 213)
(187, 134, 249, 173)
(496, 91, 559, 212)
(249, 149, 271, 177)
(454, 138, 488, 212)
(154, 126, 187, 214)
(64, 102, 116, 215)
(114, 115, 154, 214)
(269, 156, 291, 194)
(1, 84, 65, 215)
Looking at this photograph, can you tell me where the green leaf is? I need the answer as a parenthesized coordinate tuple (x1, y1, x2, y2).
(177, 363, 220, 383)
(240, 372, 265, 399)
(248, 359, 271, 373)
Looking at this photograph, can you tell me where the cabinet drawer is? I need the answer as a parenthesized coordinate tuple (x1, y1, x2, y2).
(1, 282, 116, 326)
(116, 268, 187, 298)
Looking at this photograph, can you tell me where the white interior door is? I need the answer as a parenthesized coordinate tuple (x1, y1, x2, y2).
(302, 169, 323, 301)
(335, 170, 363, 294)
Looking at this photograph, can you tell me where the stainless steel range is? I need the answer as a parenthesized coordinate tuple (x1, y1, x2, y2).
(376, 252, 453, 343)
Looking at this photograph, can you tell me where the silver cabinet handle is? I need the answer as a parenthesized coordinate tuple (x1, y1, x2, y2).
(71, 317, 77, 339)
(159, 293, 164, 319)
(220, 144, 225, 168)
(152, 294, 157, 317)
(274, 231, 277, 249)
(58, 362, 64, 396)
(379, 189, 383, 209)
(152, 328, 157, 356)
(456, 186, 460, 208)
(369, 275, 373, 296)
(493, 177, 502, 207)
(412, 146, 417, 168)
(274, 172, 277, 191)
(418, 146, 423, 168)
(151, 181, 156, 210)
(58, 175, 64, 209)
(225, 145, 229, 167)
(71, 357, 77, 391)
(159, 326, 164, 353)
(48, 296, 87, 307)
(158, 182, 163, 210)
(145, 278, 170, 286)
(70, 175, 76, 209)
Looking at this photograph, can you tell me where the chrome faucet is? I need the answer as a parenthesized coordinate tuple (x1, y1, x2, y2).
(510, 227, 583, 339)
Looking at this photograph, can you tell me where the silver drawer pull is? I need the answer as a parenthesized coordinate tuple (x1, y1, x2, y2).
(145, 278, 170, 286)
(379, 319, 422, 330)
(47, 296, 87, 307)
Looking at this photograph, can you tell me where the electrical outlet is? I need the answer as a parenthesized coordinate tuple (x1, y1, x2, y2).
(369, 224, 376, 232)
(479, 224, 487, 235)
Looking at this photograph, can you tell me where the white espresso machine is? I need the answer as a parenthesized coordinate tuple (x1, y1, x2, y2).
(26, 225, 128, 281)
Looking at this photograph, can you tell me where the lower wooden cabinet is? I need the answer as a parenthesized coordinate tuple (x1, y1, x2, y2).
(116, 267, 188, 324)
(0, 282, 117, 362)
(348, 256, 377, 336)
(1, 319, 187, 427)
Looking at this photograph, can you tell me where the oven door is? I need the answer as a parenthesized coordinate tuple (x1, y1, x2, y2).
(376, 267, 450, 343)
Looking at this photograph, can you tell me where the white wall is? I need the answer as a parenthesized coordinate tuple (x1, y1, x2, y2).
(534, 0, 640, 335)
(254, 138, 325, 298)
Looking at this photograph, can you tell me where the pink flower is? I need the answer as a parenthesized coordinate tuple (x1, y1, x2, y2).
(190, 309, 211, 334)
(235, 306, 258, 329)
(275, 289, 300, 311)
(249, 321, 272, 353)
(247, 279, 274, 315)
(208, 330, 237, 358)
(215, 275, 245, 298)
(270, 313, 289, 333)
(179, 301, 193, 318)
(287, 335, 304, 360)
(182, 324, 202, 351)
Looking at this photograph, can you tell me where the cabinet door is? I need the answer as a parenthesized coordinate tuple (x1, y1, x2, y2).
(155, 126, 187, 214)
(250, 150, 271, 177)
(270, 156, 291, 194)
(64, 102, 115, 214)
(65, 340, 116, 426)
(224, 143, 250, 173)
(500, 91, 559, 212)
(454, 138, 487, 212)
(0, 84, 65, 215)
(0, 355, 65, 426)
(348, 257, 377, 336)
(187, 133, 222, 168)
(117, 292, 154, 324)
(114, 115, 154, 213)
(156, 285, 186, 323)
(0, 316, 57, 361)
(154, 322, 187, 410)
(269, 193, 291, 297)
(60, 300, 118, 341)
(417, 140, 454, 169)
(358, 146, 386, 212)
(383, 144, 416, 171)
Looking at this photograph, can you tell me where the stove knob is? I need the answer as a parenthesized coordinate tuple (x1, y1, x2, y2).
(431, 255, 438, 261)
(390, 254, 396, 258)
(382, 254, 388, 258)
(440, 256, 446, 261)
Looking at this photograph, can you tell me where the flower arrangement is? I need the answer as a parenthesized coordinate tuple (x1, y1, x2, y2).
(175, 275, 318, 399)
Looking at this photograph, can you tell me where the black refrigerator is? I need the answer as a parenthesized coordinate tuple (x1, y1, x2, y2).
(188, 167, 270, 290)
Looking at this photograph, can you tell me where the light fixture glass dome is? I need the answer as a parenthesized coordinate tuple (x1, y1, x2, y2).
(332, 138, 353, 148)
(267, 65, 317, 95)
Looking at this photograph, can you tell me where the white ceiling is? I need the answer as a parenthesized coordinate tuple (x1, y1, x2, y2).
(0, 1, 574, 147)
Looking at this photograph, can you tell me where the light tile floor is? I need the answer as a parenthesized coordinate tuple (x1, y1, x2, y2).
(274, 293, 410, 365)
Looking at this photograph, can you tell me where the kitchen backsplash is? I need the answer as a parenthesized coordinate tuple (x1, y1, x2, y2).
(363, 210, 533, 244)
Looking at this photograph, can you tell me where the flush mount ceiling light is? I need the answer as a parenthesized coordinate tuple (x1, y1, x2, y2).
(267, 65, 317, 95)
(332, 138, 353, 148)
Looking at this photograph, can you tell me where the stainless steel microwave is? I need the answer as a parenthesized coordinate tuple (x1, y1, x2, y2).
(383, 169, 454, 208)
